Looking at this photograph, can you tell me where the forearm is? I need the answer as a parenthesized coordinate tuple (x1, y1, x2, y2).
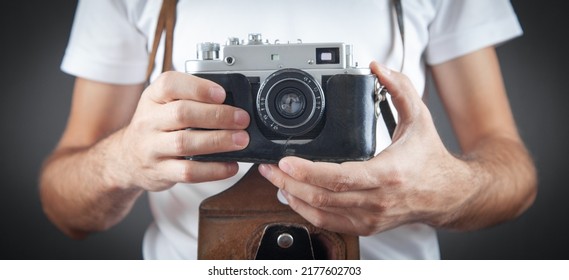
(434, 134, 537, 231)
(40, 129, 143, 239)
(427, 48, 537, 231)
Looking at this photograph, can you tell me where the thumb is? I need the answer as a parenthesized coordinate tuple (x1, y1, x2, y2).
(370, 61, 422, 126)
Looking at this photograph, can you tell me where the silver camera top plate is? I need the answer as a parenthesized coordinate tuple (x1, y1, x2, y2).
(185, 34, 370, 83)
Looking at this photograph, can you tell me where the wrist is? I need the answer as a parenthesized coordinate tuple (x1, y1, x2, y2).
(426, 137, 534, 231)
(424, 152, 482, 229)
(97, 128, 143, 193)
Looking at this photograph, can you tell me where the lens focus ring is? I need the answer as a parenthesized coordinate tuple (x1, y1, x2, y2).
(257, 69, 325, 137)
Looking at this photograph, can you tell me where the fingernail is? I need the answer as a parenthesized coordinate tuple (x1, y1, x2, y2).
(225, 162, 239, 175)
(209, 86, 225, 103)
(258, 164, 272, 178)
(233, 110, 250, 127)
(378, 64, 392, 76)
(279, 160, 292, 174)
(232, 131, 249, 148)
(277, 189, 289, 205)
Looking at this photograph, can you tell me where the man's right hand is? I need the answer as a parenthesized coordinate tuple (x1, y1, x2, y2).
(40, 72, 250, 237)
(114, 71, 251, 192)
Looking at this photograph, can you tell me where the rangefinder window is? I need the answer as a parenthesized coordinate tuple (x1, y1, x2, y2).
(316, 48, 340, 64)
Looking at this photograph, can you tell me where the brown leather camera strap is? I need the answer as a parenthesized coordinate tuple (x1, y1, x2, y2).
(146, 0, 177, 82)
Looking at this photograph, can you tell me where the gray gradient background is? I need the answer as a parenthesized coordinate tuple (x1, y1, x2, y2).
(1, 1, 567, 259)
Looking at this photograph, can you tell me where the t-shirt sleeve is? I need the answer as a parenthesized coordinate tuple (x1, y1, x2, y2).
(61, 0, 149, 85)
(425, 0, 523, 65)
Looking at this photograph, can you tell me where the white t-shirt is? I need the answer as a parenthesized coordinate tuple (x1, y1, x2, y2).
(61, 0, 522, 259)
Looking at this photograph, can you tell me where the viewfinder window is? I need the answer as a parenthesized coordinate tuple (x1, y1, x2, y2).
(316, 48, 340, 64)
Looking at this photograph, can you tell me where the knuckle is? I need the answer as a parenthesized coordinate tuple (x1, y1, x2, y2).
(331, 163, 361, 192)
(393, 71, 412, 88)
(285, 195, 297, 209)
(143, 144, 159, 164)
(209, 132, 224, 149)
(331, 176, 352, 193)
(291, 168, 309, 182)
(154, 72, 175, 93)
(359, 217, 380, 236)
(170, 102, 186, 125)
(173, 131, 187, 155)
(370, 200, 388, 213)
(309, 192, 330, 208)
(179, 162, 196, 183)
(276, 175, 289, 192)
(310, 214, 326, 229)
(187, 75, 209, 97)
(360, 226, 376, 237)
(130, 118, 147, 133)
(385, 165, 405, 187)
(210, 105, 228, 123)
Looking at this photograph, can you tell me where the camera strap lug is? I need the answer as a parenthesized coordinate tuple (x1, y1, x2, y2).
(374, 78, 386, 117)
(374, 79, 397, 138)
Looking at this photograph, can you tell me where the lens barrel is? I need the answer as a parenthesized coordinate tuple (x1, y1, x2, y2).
(257, 69, 325, 137)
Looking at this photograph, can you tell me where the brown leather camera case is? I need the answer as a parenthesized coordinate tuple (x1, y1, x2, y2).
(198, 165, 359, 259)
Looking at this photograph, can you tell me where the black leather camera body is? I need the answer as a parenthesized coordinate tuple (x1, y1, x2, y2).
(186, 34, 378, 163)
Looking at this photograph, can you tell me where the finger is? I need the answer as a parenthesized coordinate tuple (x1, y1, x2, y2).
(278, 190, 360, 235)
(277, 156, 377, 192)
(158, 99, 250, 131)
(157, 159, 239, 184)
(369, 61, 422, 125)
(259, 163, 375, 209)
(146, 71, 227, 104)
(259, 164, 399, 236)
(285, 189, 403, 236)
(156, 129, 249, 157)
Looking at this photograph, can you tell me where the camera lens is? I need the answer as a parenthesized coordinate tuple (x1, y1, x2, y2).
(257, 69, 325, 137)
(276, 88, 305, 119)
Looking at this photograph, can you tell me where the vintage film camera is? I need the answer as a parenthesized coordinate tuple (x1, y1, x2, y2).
(186, 34, 380, 163)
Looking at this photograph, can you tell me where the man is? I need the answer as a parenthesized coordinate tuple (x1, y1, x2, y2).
(40, 0, 536, 259)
